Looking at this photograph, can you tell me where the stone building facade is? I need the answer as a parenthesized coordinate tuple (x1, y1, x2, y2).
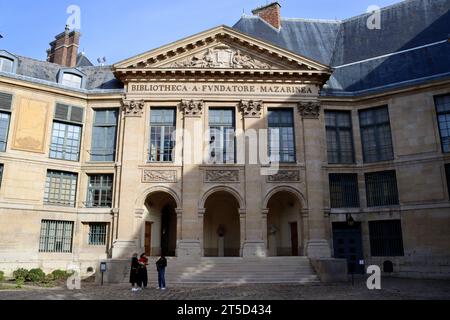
(0, 0, 449, 279)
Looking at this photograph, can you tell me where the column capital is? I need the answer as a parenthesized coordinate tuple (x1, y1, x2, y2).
(180, 99, 204, 117)
(122, 99, 145, 117)
(238, 100, 263, 118)
(298, 101, 321, 119)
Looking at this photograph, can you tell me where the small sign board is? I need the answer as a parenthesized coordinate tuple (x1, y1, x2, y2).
(100, 262, 107, 273)
(359, 260, 365, 265)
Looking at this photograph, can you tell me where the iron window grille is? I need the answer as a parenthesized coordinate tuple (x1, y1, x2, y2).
(149, 108, 176, 162)
(86, 174, 113, 208)
(369, 220, 404, 256)
(329, 173, 360, 208)
(90, 109, 118, 162)
(435, 95, 450, 153)
(365, 170, 399, 207)
(44, 170, 78, 207)
(325, 111, 355, 164)
(39, 220, 74, 253)
(208, 108, 236, 164)
(359, 106, 394, 163)
(88, 223, 107, 246)
(268, 109, 296, 163)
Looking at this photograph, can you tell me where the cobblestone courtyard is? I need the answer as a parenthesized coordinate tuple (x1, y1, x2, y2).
(0, 277, 449, 300)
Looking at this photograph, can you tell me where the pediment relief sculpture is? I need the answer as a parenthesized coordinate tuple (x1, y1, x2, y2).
(167, 46, 273, 69)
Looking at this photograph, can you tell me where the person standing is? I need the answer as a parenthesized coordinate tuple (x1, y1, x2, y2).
(129, 253, 141, 292)
(138, 253, 149, 289)
(156, 255, 167, 290)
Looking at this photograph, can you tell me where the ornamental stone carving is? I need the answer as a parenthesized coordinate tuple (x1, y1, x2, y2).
(267, 170, 300, 182)
(205, 170, 240, 183)
(122, 99, 145, 117)
(298, 101, 321, 119)
(238, 100, 263, 118)
(180, 100, 204, 117)
(142, 170, 177, 183)
(170, 46, 272, 69)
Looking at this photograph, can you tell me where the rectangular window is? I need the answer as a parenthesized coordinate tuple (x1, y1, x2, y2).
(435, 95, 450, 153)
(87, 174, 113, 208)
(268, 109, 296, 163)
(88, 223, 108, 246)
(61, 73, 82, 89)
(149, 108, 176, 162)
(446, 164, 450, 198)
(50, 121, 82, 161)
(0, 57, 14, 73)
(329, 173, 360, 208)
(0, 92, 12, 152)
(359, 106, 394, 163)
(209, 108, 235, 164)
(369, 220, 404, 256)
(39, 220, 74, 253)
(365, 170, 399, 207)
(325, 111, 355, 164)
(44, 170, 78, 207)
(91, 109, 118, 162)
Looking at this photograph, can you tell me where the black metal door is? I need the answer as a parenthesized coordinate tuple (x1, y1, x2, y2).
(332, 222, 365, 274)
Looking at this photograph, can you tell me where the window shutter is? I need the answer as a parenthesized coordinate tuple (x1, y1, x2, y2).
(55, 103, 70, 121)
(55, 103, 84, 124)
(70, 106, 84, 123)
(0, 92, 12, 111)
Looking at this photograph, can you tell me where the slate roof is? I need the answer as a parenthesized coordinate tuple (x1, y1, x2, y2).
(233, 0, 450, 96)
(0, 0, 448, 96)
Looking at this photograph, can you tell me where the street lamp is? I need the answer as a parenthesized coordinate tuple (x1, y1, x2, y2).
(346, 213, 355, 227)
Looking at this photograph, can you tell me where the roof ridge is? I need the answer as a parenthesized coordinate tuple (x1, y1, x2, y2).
(282, 17, 342, 24)
(341, 0, 413, 23)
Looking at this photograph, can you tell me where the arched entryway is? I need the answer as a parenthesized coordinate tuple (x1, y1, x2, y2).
(203, 191, 241, 257)
(266, 189, 303, 256)
(144, 191, 178, 257)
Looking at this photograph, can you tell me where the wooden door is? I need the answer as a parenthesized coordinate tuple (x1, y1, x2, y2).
(290, 222, 299, 256)
(145, 222, 152, 256)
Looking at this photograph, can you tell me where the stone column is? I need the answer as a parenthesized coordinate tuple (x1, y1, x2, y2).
(261, 209, 269, 253)
(111, 99, 146, 259)
(177, 100, 204, 258)
(239, 100, 266, 257)
(239, 209, 247, 257)
(175, 209, 183, 256)
(299, 101, 331, 258)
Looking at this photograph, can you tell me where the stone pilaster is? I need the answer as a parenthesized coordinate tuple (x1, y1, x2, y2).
(177, 100, 204, 257)
(298, 101, 331, 258)
(111, 99, 146, 259)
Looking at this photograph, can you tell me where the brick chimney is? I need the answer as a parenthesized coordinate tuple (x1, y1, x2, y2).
(47, 25, 81, 67)
(252, 2, 282, 30)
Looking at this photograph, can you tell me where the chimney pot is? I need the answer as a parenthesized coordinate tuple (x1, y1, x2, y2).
(252, 2, 282, 30)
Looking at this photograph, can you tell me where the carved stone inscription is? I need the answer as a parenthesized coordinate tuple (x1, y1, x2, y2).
(205, 170, 240, 183)
(143, 170, 177, 183)
(267, 170, 300, 182)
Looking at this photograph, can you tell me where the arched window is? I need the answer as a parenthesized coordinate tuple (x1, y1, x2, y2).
(61, 72, 83, 89)
(0, 56, 14, 73)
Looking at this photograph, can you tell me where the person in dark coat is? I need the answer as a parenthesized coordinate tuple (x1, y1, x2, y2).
(156, 255, 167, 290)
(129, 253, 141, 292)
(138, 253, 149, 289)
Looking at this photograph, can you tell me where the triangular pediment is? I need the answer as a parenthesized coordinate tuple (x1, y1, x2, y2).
(114, 25, 331, 73)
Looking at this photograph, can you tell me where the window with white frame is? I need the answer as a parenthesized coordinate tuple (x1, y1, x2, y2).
(149, 108, 176, 162)
(268, 109, 296, 163)
(0, 92, 13, 152)
(208, 108, 235, 164)
(61, 73, 83, 89)
(44, 170, 78, 207)
(87, 174, 113, 208)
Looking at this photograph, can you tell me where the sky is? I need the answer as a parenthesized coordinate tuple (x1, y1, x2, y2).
(0, 0, 403, 65)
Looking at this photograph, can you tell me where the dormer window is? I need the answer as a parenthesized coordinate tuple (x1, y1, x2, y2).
(62, 72, 82, 88)
(0, 51, 18, 74)
(58, 69, 85, 89)
(0, 57, 14, 73)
